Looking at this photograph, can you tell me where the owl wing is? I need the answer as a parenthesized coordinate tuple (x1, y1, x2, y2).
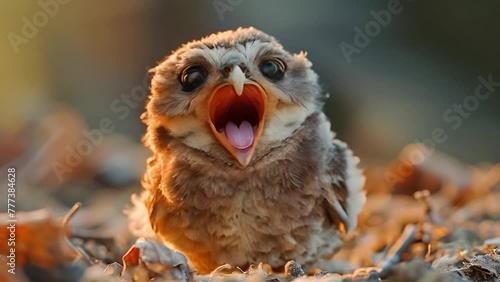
(319, 139, 366, 234)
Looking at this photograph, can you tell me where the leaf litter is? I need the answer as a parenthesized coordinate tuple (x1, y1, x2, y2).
(0, 141, 499, 282)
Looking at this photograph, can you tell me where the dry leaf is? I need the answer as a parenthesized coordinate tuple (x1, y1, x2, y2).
(0, 209, 78, 268)
(461, 249, 500, 281)
(122, 238, 193, 282)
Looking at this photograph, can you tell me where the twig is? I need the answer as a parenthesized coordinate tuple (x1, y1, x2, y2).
(414, 190, 430, 241)
(209, 263, 232, 278)
(63, 202, 82, 227)
(376, 224, 417, 275)
(61, 202, 86, 263)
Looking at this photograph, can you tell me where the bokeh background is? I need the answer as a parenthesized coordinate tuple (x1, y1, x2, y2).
(1, 1, 499, 211)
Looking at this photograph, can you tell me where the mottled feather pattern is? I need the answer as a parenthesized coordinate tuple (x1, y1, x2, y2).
(128, 27, 366, 274)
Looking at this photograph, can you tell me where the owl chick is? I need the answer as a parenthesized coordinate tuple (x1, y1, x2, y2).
(129, 27, 366, 274)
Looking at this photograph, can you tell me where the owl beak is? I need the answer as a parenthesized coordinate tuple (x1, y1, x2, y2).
(227, 65, 245, 96)
(208, 83, 267, 167)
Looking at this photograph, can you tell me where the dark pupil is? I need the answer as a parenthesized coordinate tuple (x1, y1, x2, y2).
(262, 61, 277, 75)
(181, 67, 207, 92)
(260, 60, 284, 81)
(186, 71, 201, 84)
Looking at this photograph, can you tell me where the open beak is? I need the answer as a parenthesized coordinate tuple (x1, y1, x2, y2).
(208, 66, 267, 167)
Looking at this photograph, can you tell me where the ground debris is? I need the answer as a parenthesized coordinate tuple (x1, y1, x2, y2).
(383, 259, 462, 282)
(461, 248, 500, 282)
(285, 260, 306, 281)
(1, 144, 498, 282)
(79, 263, 123, 282)
(377, 224, 417, 273)
(0, 208, 78, 268)
(122, 238, 194, 282)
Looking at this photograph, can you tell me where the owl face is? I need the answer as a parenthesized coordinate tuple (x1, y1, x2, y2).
(147, 27, 323, 167)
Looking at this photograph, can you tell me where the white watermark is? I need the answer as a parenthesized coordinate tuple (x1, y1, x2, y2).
(213, 0, 244, 21)
(339, 0, 406, 63)
(51, 66, 151, 182)
(386, 74, 499, 185)
(6, 167, 17, 275)
(7, 0, 71, 54)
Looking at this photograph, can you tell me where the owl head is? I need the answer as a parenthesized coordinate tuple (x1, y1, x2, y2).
(144, 27, 325, 167)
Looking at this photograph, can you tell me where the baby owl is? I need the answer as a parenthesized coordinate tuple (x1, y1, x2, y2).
(129, 27, 366, 274)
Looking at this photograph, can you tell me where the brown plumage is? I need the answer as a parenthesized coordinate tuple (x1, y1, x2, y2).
(128, 27, 366, 274)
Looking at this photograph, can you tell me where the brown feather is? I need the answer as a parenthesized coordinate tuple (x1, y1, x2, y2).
(128, 27, 366, 274)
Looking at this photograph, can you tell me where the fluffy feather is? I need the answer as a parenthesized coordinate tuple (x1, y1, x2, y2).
(128, 27, 366, 274)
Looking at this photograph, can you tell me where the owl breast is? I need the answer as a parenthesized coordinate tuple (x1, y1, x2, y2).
(145, 114, 347, 273)
(149, 142, 342, 273)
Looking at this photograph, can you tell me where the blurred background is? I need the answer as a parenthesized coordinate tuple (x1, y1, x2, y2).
(0, 1, 499, 212)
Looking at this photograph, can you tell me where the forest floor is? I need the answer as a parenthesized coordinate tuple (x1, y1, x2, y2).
(0, 141, 499, 282)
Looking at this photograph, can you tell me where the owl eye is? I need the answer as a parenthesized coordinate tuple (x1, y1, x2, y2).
(259, 59, 285, 81)
(180, 66, 208, 92)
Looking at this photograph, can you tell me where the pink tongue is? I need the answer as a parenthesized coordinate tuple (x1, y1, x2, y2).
(225, 120, 254, 149)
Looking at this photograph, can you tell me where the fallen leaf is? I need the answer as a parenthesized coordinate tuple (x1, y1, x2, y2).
(122, 238, 193, 282)
(0, 209, 78, 268)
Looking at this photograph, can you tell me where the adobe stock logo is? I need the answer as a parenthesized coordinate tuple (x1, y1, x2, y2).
(7, 0, 71, 54)
(213, 0, 243, 21)
(339, 0, 405, 63)
(385, 74, 499, 186)
(51, 66, 152, 182)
